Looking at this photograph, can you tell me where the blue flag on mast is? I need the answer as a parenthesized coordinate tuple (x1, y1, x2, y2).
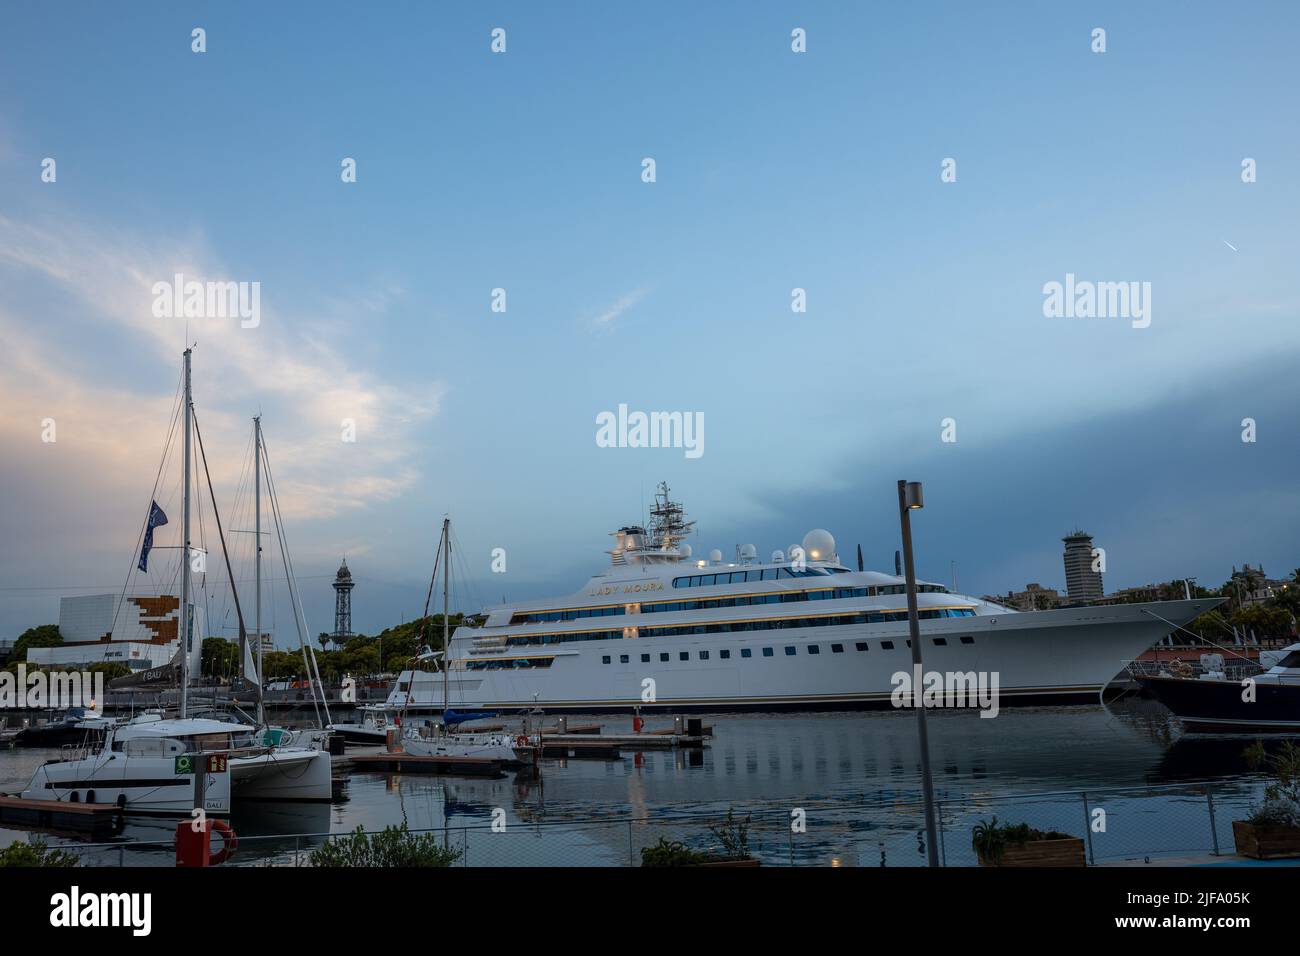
(138, 500, 168, 572)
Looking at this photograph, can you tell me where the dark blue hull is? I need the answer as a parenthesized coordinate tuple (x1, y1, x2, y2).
(1136, 675, 1300, 733)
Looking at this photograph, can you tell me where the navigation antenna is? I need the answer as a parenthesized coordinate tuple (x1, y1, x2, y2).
(647, 481, 695, 550)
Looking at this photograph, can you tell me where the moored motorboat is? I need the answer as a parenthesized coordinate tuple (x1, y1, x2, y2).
(327, 705, 395, 745)
(1130, 643, 1300, 733)
(13, 707, 117, 748)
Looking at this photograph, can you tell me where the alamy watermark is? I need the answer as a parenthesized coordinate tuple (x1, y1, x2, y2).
(596, 404, 704, 459)
(891, 665, 1000, 718)
(151, 273, 261, 328)
(1042, 273, 1150, 329)
(0, 665, 104, 709)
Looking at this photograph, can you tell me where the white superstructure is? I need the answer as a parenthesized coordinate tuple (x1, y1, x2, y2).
(386, 485, 1220, 714)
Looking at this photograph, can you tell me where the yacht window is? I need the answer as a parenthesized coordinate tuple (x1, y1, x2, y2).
(619, 654, 629, 663)
(784, 646, 796, 656)
(660, 652, 669, 662)
(932, 638, 947, 646)
(741, 648, 752, 658)
(831, 643, 844, 653)
(641, 654, 650, 663)
(699, 651, 709, 660)
(1274, 651, 1300, 668)
(679, 652, 689, 661)
(601, 656, 611, 664)
(720, 649, 731, 659)
(856, 642, 868, 651)
(881, 641, 894, 649)
(808, 645, 820, 654)
(960, 636, 974, 644)
(762, 647, 774, 657)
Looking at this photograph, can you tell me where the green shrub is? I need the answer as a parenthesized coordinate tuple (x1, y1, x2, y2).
(640, 838, 712, 867)
(309, 824, 462, 867)
(971, 818, 1073, 864)
(1245, 741, 1300, 828)
(707, 808, 752, 858)
(0, 839, 78, 867)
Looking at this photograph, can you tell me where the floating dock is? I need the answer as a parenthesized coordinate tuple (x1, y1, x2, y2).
(0, 795, 123, 835)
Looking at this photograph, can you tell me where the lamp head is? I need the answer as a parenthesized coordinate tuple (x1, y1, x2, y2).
(904, 481, 924, 510)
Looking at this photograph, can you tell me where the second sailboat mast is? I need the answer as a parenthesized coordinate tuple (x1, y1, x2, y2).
(254, 415, 263, 727)
(442, 517, 450, 720)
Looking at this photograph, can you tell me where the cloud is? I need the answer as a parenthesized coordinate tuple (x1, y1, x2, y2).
(0, 214, 445, 526)
(589, 287, 648, 330)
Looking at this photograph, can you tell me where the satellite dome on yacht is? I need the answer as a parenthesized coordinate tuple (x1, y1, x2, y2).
(802, 529, 837, 563)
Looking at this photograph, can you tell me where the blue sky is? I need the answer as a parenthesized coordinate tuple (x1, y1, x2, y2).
(1, 3, 1298, 640)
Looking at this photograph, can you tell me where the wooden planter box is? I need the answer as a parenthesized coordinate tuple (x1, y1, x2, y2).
(977, 837, 1086, 867)
(1232, 820, 1300, 860)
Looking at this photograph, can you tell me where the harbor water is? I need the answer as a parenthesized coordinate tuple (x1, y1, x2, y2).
(0, 701, 1276, 866)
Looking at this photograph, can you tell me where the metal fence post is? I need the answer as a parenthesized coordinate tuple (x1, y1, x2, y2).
(627, 820, 634, 866)
(295, 835, 301, 867)
(1081, 792, 1095, 865)
(1206, 787, 1221, 856)
(937, 800, 946, 867)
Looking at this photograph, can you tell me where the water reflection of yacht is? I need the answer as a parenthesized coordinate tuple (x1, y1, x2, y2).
(386, 484, 1221, 713)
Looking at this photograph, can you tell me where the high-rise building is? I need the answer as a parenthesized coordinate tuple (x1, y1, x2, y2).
(1062, 530, 1103, 602)
(332, 558, 355, 645)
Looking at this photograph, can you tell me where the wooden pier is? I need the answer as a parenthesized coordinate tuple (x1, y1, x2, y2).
(0, 795, 123, 835)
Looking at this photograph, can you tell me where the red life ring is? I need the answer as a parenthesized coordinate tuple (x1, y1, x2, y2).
(515, 735, 528, 748)
(209, 819, 239, 866)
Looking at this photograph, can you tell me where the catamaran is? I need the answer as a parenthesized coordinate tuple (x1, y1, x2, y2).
(383, 483, 1222, 714)
(18, 348, 332, 813)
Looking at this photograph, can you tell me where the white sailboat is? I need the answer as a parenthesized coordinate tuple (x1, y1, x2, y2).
(395, 518, 534, 763)
(18, 348, 332, 813)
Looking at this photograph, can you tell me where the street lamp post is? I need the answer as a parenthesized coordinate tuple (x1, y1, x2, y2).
(898, 479, 940, 866)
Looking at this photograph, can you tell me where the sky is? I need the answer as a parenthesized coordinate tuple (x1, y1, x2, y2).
(1, 2, 1298, 643)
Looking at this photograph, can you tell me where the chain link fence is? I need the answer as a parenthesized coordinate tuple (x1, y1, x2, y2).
(39, 777, 1268, 867)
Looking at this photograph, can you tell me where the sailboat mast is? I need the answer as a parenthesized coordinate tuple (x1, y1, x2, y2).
(254, 415, 263, 726)
(442, 517, 450, 720)
(179, 348, 193, 719)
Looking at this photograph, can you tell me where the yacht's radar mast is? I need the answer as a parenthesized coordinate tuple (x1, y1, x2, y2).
(648, 481, 695, 550)
(608, 481, 695, 566)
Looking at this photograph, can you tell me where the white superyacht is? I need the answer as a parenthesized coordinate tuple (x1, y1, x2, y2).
(386, 484, 1219, 714)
